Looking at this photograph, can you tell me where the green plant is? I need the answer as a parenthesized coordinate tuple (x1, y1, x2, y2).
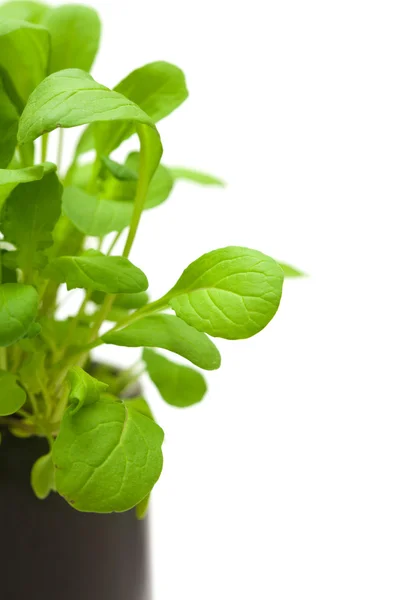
(0, 1, 301, 515)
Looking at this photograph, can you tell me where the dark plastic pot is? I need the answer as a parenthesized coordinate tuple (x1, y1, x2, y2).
(0, 429, 151, 599)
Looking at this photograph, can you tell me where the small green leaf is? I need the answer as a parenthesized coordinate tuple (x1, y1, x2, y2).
(170, 167, 225, 187)
(62, 186, 133, 237)
(67, 367, 108, 415)
(0, 170, 62, 273)
(101, 156, 137, 182)
(31, 453, 55, 500)
(0, 162, 56, 211)
(0, 19, 49, 109)
(143, 348, 207, 408)
(44, 250, 148, 294)
(92, 290, 149, 310)
(103, 314, 221, 371)
(42, 4, 101, 74)
(0, 369, 26, 415)
(163, 247, 284, 340)
(53, 396, 164, 513)
(0, 283, 39, 347)
(0, 2, 49, 23)
(0, 78, 19, 168)
(103, 153, 174, 209)
(278, 262, 306, 278)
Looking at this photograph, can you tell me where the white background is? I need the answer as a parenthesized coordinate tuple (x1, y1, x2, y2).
(55, 0, 399, 598)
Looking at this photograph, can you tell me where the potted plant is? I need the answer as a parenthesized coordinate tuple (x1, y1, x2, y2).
(0, 2, 301, 598)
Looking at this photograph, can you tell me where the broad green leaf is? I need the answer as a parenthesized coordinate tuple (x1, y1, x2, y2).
(127, 397, 154, 420)
(31, 453, 55, 500)
(0, 162, 56, 215)
(0, 2, 49, 23)
(0, 283, 39, 346)
(161, 247, 284, 340)
(143, 348, 207, 407)
(0, 19, 49, 110)
(92, 290, 149, 310)
(18, 69, 162, 213)
(62, 186, 133, 237)
(278, 262, 306, 278)
(103, 314, 221, 371)
(116, 61, 188, 124)
(79, 61, 188, 159)
(0, 369, 26, 415)
(0, 78, 19, 168)
(170, 167, 225, 187)
(101, 156, 137, 182)
(103, 153, 174, 210)
(44, 250, 148, 294)
(42, 5, 101, 74)
(0, 170, 62, 273)
(53, 396, 164, 512)
(67, 367, 108, 415)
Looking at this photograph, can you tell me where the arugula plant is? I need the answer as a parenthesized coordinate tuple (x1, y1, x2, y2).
(0, 1, 301, 516)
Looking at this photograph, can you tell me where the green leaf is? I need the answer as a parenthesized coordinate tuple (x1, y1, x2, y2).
(42, 4, 101, 74)
(101, 156, 137, 182)
(19, 350, 47, 395)
(0, 19, 49, 109)
(92, 290, 149, 310)
(80, 61, 188, 159)
(0, 78, 19, 168)
(170, 167, 225, 187)
(31, 452, 55, 500)
(278, 262, 306, 278)
(53, 396, 164, 513)
(0, 170, 62, 273)
(18, 69, 162, 211)
(127, 397, 154, 420)
(44, 250, 148, 294)
(0, 2, 49, 23)
(62, 186, 133, 237)
(102, 153, 174, 210)
(162, 247, 284, 340)
(103, 314, 221, 371)
(116, 61, 188, 124)
(0, 283, 39, 346)
(143, 348, 207, 407)
(0, 162, 55, 210)
(0, 369, 26, 415)
(67, 367, 108, 415)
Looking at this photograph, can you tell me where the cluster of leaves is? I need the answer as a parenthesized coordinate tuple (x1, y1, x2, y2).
(0, 1, 301, 515)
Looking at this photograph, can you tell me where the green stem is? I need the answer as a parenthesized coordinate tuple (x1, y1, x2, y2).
(107, 230, 123, 256)
(19, 143, 34, 167)
(122, 144, 150, 258)
(52, 384, 69, 424)
(41, 133, 49, 163)
(57, 128, 64, 171)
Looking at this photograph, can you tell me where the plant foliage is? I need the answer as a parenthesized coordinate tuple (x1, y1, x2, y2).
(0, 1, 299, 515)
